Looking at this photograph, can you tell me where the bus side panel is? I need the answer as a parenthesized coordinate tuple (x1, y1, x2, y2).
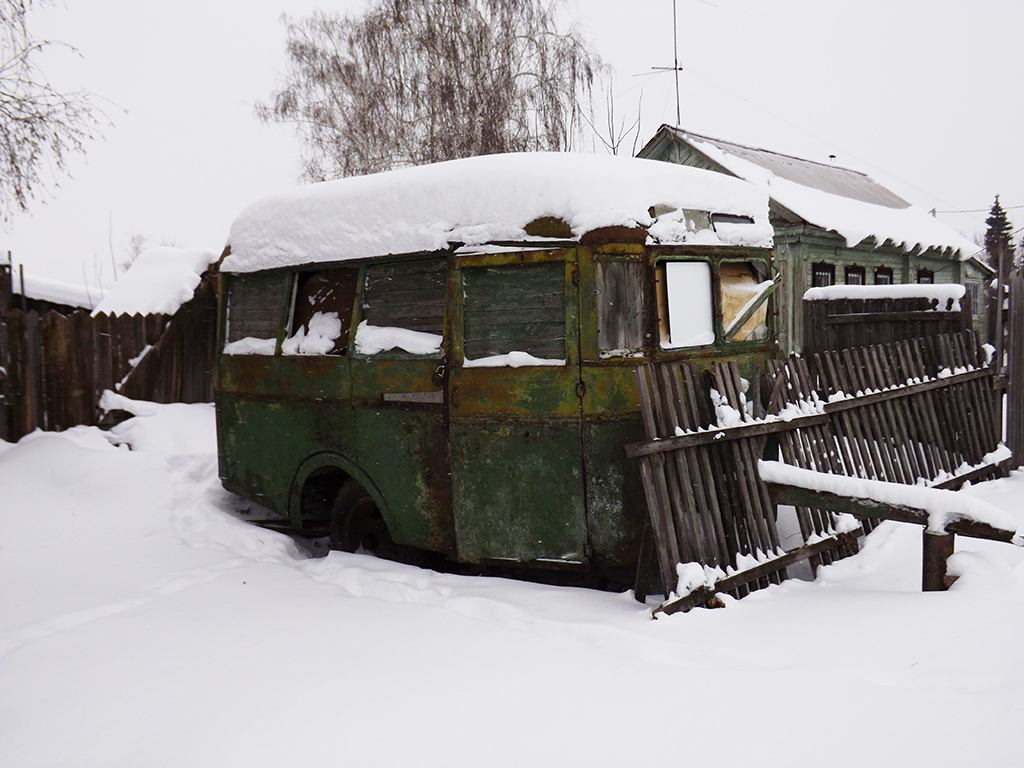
(217, 355, 354, 518)
(352, 405, 455, 555)
(350, 357, 454, 556)
(449, 416, 587, 564)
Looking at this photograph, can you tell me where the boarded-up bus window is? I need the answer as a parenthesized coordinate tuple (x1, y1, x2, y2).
(463, 262, 566, 362)
(358, 258, 447, 356)
(227, 273, 286, 344)
(364, 259, 446, 334)
(660, 261, 713, 349)
(285, 268, 358, 355)
(720, 261, 771, 343)
(596, 260, 647, 355)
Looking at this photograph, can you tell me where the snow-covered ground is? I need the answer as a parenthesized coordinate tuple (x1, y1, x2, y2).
(3, 402, 1024, 767)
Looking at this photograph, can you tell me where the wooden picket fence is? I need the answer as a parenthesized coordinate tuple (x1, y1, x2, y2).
(802, 294, 970, 354)
(0, 275, 218, 442)
(627, 330, 1011, 612)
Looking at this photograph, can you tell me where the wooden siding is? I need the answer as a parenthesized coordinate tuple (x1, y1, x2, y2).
(363, 258, 447, 335)
(462, 262, 566, 360)
(227, 273, 288, 343)
(594, 259, 647, 352)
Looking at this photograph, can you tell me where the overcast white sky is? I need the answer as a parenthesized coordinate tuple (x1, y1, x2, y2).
(4, 0, 1023, 288)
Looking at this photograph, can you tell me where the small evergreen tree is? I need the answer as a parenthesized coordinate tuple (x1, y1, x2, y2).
(985, 195, 1016, 281)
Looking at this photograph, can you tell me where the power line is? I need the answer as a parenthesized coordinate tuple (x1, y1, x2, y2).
(933, 204, 1024, 214)
(659, 64, 989, 223)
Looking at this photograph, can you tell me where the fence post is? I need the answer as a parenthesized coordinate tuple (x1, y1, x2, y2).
(922, 530, 955, 591)
(1008, 270, 1024, 468)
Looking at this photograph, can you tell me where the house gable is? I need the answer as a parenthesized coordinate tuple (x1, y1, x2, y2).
(637, 124, 984, 351)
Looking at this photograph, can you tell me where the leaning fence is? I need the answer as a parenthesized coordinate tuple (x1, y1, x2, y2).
(627, 330, 1011, 613)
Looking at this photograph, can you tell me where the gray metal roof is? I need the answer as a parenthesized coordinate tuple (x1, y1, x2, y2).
(664, 127, 911, 210)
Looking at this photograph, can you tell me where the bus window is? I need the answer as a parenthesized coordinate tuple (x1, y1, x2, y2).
(225, 273, 287, 354)
(659, 261, 714, 349)
(720, 261, 772, 343)
(463, 262, 566, 365)
(356, 258, 446, 356)
(283, 268, 358, 355)
(595, 260, 647, 356)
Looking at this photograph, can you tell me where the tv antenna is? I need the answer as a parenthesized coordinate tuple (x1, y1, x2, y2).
(649, 0, 717, 127)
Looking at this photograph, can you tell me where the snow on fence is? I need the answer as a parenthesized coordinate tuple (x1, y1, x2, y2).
(801, 288, 971, 354)
(0, 276, 218, 441)
(627, 330, 1011, 614)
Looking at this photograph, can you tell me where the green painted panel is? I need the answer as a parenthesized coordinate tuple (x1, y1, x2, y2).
(354, 405, 454, 554)
(581, 364, 641, 415)
(219, 355, 350, 400)
(350, 354, 452, 552)
(350, 357, 442, 401)
(217, 393, 356, 516)
(450, 417, 587, 563)
(582, 417, 647, 566)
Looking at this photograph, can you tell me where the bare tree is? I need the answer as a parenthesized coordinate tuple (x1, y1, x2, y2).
(118, 232, 148, 273)
(585, 79, 641, 157)
(0, 0, 103, 217)
(256, 0, 604, 180)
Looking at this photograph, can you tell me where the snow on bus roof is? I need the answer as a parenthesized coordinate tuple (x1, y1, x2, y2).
(223, 152, 773, 273)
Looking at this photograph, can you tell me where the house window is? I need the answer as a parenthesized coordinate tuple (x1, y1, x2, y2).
(595, 259, 647, 355)
(917, 269, 934, 285)
(463, 261, 566, 363)
(874, 267, 894, 285)
(966, 282, 981, 318)
(658, 260, 714, 349)
(844, 265, 865, 285)
(811, 262, 835, 287)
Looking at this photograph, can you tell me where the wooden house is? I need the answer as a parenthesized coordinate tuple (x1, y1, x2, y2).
(637, 126, 990, 351)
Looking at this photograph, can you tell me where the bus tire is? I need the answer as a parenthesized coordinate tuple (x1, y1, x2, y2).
(329, 479, 395, 558)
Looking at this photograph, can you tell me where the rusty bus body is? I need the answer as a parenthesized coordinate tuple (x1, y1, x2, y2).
(215, 154, 776, 576)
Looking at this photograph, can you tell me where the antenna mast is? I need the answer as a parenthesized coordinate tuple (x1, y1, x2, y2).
(673, 0, 680, 126)
(651, 0, 683, 126)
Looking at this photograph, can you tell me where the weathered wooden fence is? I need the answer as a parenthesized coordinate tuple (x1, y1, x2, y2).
(628, 330, 1010, 612)
(1007, 269, 1024, 464)
(0, 276, 218, 441)
(802, 294, 970, 354)
(1, 310, 166, 440)
(115, 275, 218, 406)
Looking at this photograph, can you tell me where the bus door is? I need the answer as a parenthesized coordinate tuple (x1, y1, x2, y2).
(447, 249, 588, 565)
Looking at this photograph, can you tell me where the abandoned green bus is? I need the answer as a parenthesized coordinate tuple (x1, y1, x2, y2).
(215, 153, 776, 576)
